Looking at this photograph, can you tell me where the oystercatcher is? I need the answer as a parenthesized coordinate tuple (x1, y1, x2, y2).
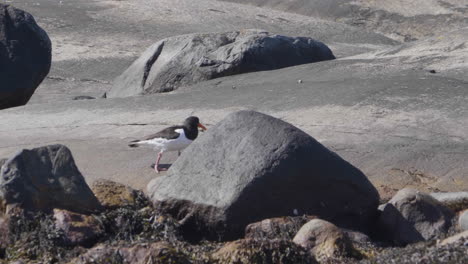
(128, 116, 207, 173)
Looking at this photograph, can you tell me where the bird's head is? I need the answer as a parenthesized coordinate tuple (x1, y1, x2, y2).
(184, 116, 207, 131)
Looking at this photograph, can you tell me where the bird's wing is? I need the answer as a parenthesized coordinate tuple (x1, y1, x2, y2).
(141, 125, 183, 141)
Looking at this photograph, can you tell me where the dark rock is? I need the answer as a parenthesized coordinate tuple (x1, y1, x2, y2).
(429, 69, 437, 74)
(72, 242, 191, 264)
(53, 209, 104, 247)
(148, 110, 379, 241)
(459, 209, 468, 231)
(91, 179, 148, 210)
(212, 238, 316, 264)
(0, 4, 51, 109)
(378, 188, 454, 246)
(108, 29, 335, 97)
(0, 144, 102, 214)
(245, 215, 316, 240)
(72, 95, 96, 100)
(293, 219, 358, 262)
(430, 192, 468, 212)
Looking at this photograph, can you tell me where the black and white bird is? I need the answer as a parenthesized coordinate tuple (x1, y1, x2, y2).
(128, 116, 207, 173)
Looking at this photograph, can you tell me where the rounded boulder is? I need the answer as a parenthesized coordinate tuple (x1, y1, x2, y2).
(108, 29, 335, 97)
(147, 110, 379, 241)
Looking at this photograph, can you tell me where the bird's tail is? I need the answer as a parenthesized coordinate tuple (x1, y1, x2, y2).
(128, 140, 141, 148)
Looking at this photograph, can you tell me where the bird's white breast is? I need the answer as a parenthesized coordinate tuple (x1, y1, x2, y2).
(143, 128, 193, 152)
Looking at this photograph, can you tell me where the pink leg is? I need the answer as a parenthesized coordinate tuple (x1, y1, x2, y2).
(155, 152, 163, 173)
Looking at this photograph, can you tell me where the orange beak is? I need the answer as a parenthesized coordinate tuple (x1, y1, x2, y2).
(198, 123, 207, 131)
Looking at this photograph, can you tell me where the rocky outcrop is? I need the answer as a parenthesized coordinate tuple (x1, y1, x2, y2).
(0, 144, 102, 214)
(378, 188, 454, 245)
(0, 4, 51, 109)
(245, 215, 316, 240)
(220, 0, 468, 42)
(148, 110, 379, 240)
(293, 219, 357, 262)
(108, 29, 335, 97)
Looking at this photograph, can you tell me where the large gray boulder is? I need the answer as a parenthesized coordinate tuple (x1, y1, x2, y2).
(147, 110, 379, 240)
(0, 4, 51, 110)
(0, 144, 102, 214)
(378, 188, 454, 246)
(108, 29, 335, 97)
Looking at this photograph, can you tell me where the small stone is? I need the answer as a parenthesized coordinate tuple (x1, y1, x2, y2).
(293, 219, 357, 262)
(54, 209, 104, 247)
(297, 79, 303, 84)
(72, 95, 96, 100)
(429, 69, 437, 73)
